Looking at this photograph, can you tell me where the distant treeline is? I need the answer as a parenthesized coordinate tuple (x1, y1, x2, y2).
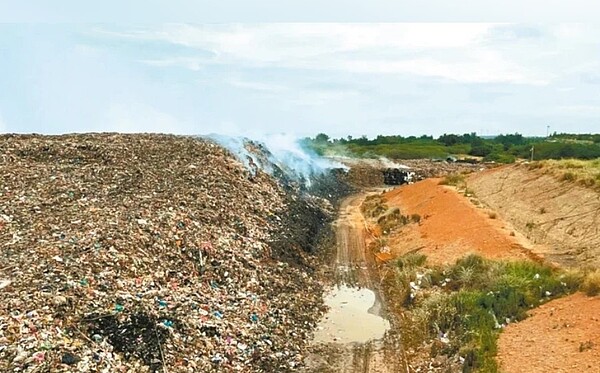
(303, 132, 600, 163)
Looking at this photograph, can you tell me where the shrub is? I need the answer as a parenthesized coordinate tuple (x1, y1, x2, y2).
(582, 270, 600, 296)
(361, 195, 388, 218)
(488, 211, 497, 219)
(484, 152, 516, 164)
(561, 171, 577, 181)
(439, 173, 465, 186)
(397, 252, 427, 270)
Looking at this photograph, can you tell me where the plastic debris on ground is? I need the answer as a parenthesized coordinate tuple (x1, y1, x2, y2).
(0, 134, 336, 372)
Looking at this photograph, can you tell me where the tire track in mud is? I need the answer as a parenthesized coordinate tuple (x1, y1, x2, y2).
(306, 192, 407, 373)
(334, 195, 371, 288)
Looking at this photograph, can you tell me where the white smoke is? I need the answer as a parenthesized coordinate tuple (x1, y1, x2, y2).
(378, 157, 410, 169)
(204, 133, 347, 186)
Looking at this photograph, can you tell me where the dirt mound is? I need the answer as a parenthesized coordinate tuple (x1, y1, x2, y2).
(469, 163, 600, 267)
(0, 134, 328, 372)
(382, 178, 533, 264)
(498, 292, 600, 372)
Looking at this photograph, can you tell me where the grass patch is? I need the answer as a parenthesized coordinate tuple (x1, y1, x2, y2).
(538, 158, 600, 189)
(582, 270, 600, 296)
(439, 173, 466, 186)
(397, 252, 427, 270)
(394, 253, 584, 372)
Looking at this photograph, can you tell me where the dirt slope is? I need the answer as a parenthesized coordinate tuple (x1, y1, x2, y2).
(498, 292, 600, 372)
(383, 178, 533, 265)
(467, 163, 600, 372)
(469, 163, 600, 268)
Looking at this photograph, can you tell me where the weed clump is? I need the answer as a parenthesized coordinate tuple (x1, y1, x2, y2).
(394, 253, 583, 372)
(361, 194, 388, 218)
(439, 173, 465, 186)
(561, 171, 577, 182)
(397, 252, 427, 270)
(582, 270, 600, 296)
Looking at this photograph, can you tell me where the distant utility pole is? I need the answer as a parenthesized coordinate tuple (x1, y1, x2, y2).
(530, 145, 535, 162)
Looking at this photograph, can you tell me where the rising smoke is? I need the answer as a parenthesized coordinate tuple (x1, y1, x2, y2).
(204, 133, 347, 187)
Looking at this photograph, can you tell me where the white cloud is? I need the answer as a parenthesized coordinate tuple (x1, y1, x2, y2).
(557, 105, 600, 115)
(109, 23, 548, 84)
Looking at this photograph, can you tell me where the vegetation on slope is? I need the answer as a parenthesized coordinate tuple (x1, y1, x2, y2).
(386, 253, 599, 372)
(303, 132, 600, 163)
(529, 158, 600, 189)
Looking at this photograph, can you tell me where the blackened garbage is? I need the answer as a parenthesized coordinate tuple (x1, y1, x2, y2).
(382, 168, 413, 185)
(85, 312, 170, 372)
(61, 352, 81, 365)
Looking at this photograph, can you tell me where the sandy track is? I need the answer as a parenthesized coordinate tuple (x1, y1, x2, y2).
(334, 194, 371, 287)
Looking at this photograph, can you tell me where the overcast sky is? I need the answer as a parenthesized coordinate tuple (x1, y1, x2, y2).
(1, 23, 600, 138)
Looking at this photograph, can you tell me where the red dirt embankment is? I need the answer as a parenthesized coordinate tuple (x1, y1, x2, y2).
(381, 171, 600, 373)
(383, 178, 533, 264)
(498, 292, 600, 372)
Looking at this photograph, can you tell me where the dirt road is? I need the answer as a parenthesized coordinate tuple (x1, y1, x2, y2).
(333, 194, 372, 287)
(305, 192, 406, 373)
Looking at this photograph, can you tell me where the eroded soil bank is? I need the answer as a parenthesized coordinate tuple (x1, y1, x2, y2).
(469, 164, 600, 268)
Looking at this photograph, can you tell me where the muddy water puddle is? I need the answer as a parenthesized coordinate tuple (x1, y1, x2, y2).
(313, 285, 390, 344)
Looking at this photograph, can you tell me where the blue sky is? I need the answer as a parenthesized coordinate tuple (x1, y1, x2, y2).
(1, 23, 600, 137)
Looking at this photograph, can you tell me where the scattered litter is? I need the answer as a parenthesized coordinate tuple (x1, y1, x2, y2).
(0, 134, 333, 372)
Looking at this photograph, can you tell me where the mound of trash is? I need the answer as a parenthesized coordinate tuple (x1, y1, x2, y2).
(0, 133, 336, 372)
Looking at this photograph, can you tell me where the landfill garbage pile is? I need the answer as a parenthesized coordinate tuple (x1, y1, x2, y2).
(307, 169, 354, 204)
(398, 159, 486, 178)
(0, 133, 332, 372)
(345, 165, 385, 187)
(382, 168, 416, 185)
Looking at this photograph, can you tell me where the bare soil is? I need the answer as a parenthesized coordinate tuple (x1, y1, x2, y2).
(382, 178, 534, 265)
(469, 163, 600, 268)
(498, 292, 600, 372)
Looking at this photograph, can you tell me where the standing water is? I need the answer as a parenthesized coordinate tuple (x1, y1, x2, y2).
(313, 285, 390, 343)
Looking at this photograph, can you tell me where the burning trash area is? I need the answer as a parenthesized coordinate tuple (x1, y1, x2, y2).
(0, 133, 348, 372)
